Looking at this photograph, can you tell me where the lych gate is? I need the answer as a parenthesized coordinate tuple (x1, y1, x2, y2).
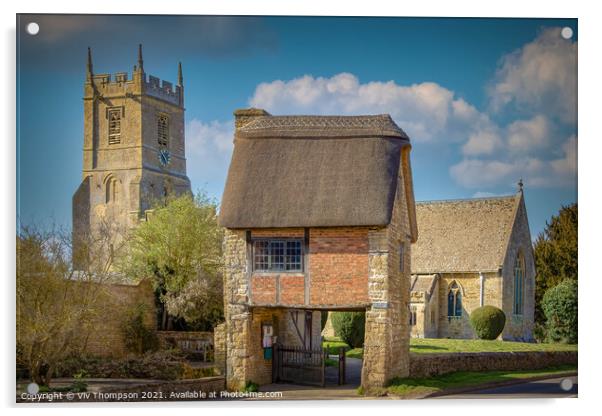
(219, 109, 418, 390)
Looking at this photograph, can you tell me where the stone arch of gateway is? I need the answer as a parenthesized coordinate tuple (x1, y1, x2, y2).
(219, 108, 418, 390)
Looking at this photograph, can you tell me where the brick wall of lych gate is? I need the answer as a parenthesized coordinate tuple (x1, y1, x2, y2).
(248, 227, 371, 309)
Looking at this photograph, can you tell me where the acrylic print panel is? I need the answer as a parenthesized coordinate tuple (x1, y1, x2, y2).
(16, 14, 577, 403)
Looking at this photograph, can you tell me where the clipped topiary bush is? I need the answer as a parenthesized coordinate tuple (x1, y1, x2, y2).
(331, 312, 365, 348)
(542, 279, 577, 344)
(469, 305, 506, 340)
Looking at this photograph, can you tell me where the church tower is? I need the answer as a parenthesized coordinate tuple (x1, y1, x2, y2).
(73, 45, 191, 269)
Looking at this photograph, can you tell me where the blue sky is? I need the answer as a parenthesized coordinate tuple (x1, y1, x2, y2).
(16, 15, 577, 238)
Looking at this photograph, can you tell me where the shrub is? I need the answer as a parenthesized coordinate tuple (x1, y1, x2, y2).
(243, 380, 259, 392)
(542, 279, 578, 344)
(331, 312, 365, 348)
(122, 303, 159, 354)
(55, 350, 186, 380)
(469, 305, 506, 340)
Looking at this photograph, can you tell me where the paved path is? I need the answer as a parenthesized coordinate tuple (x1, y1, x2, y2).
(432, 376, 578, 399)
(257, 357, 366, 400)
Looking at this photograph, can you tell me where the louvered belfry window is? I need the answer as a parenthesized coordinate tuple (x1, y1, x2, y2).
(108, 108, 121, 145)
(157, 114, 169, 147)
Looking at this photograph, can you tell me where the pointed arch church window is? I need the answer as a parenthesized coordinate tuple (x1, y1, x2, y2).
(447, 281, 462, 318)
(513, 252, 525, 316)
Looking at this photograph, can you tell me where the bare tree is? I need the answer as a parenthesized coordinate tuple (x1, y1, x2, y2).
(16, 220, 121, 386)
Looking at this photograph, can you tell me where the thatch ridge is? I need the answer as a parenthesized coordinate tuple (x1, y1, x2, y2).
(220, 113, 412, 229)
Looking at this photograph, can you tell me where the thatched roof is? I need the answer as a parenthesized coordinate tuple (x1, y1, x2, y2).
(219, 112, 415, 229)
(411, 194, 521, 274)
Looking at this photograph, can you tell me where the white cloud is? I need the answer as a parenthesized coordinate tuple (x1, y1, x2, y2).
(185, 119, 234, 193)
(489, 27, 577, 123)
(462, 127, 503, 156)
(451, 135, 577, 188)
(507, 114, 551, 153)
(250, 73, 483, 142)
(186, 119, 234, 156)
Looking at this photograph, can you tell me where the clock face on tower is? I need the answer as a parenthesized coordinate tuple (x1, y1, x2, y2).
(158, 149, 171, 167)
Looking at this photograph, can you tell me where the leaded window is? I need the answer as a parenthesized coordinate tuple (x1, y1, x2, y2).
(108, 108, 121, 145)
(157, 114, 169, 147)
(253, 239, 303, 272)
(513, 253, 525, 316)
(447, 281, 462, 318)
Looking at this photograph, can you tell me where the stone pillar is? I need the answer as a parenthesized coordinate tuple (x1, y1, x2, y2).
(361, 227, 410, 389)
(223, 229, 252, 390)
(213, 323, 227, 375)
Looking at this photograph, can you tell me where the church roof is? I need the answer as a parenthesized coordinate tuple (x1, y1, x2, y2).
(219, 112, 416, 230)
(410, 274, 439, 301)
(411, 194, 522, 274)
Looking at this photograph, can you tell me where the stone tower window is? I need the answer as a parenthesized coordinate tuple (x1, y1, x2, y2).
(106, 177, 118, 203)
(108, 108, 122, 145)
(513, 252, 525, 316)
(447, 281, 462, 319)
(157, 114, 169, 147)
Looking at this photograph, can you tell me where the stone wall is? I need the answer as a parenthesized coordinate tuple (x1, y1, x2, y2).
(83, 279, 156, 357)
(501, 193, 536, 341)
(362, 147, 412, 388)
(88, 377, 225, 402)
(436, 272, 501, 339)
(157, 331, 214, 361)
(409, 351, 577, 378)
(213, 323, 226, 375)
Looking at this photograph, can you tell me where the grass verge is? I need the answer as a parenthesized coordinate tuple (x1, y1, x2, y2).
(382, 365, 577, 397)
(324, 338, 577, 360)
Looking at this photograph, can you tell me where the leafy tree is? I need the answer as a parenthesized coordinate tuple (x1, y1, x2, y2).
(533, 204, 577, 323)
(542, 279, 578, 344)
(16, 223, 115, 386)
(117, 192, 223, 330)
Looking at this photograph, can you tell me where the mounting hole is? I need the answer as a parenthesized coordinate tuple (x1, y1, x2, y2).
(560, 378, 574, 391)
(561, 27, 573, 40)
(26, 22, 40, 35)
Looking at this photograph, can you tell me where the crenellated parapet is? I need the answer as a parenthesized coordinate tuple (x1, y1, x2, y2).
(85, 45, 183, 107)
(145, 74, 183, 107)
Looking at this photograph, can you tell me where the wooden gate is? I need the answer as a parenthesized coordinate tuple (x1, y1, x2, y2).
(272, 344, 346, 387)
(272, 344, 326, 386)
